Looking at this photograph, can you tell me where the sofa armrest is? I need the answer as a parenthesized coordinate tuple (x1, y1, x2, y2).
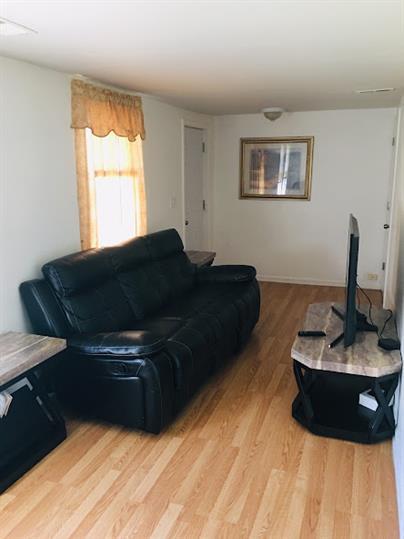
(68, 330, 166, 357)
(65, 330, 174, 433)
(196, 264, 256, 284)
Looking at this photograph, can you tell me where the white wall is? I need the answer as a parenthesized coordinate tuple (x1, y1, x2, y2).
(0, 57, 80, 333)
(141, 96, 213, 247)
(0, 56, 213, 332)
(69, 77, 214, 248)
(212, 109, 396, 288)
(393, 98, 404, 539)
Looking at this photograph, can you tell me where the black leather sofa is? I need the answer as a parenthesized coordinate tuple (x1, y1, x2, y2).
(20, 229, 260, 433)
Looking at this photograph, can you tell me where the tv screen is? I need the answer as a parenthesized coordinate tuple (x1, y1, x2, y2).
(344, 214, 359, 347)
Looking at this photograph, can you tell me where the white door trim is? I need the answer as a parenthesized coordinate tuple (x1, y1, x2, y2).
(180, 117, 212, 250)
(383, 107, 402, 309)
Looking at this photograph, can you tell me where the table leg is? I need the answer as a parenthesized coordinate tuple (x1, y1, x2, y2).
(368, 374, 399, 436)
(293, 361, 316, 424)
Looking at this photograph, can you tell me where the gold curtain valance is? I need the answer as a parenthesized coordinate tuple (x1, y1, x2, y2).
(71, 79, 145, 141)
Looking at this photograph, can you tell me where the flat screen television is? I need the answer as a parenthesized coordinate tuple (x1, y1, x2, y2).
(343, 214, 360, 347)
(330, 214, 377, 348)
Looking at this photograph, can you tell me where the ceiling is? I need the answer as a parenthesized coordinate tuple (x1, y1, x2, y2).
(1, 0, 404, 114)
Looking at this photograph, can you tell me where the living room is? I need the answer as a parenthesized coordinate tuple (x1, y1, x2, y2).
(0, 1, 404, 537)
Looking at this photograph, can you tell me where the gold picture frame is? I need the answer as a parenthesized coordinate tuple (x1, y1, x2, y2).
(239, 136, 314, 200)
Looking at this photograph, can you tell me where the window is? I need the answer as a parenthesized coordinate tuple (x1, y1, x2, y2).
(84, 129, 147, 247)
(71, 79, 147, 250)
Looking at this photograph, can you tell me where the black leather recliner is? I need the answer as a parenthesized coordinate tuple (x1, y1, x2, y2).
(20, 229, 260, 433)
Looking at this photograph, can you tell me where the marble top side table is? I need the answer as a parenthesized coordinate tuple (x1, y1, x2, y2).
(0, 331, 66, 385)
(186, 250, 216, 268)
(0, 331, 67, 493)
(291, 303, 402, 444)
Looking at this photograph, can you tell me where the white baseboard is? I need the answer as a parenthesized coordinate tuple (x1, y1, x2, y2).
(393, 436, 404, 539)
(256, 274, 381, 290)
(256, 274, 344, 287)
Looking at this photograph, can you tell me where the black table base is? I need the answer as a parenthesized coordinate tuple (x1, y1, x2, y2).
(292, 360, 399, 444)
(0, 369, 66, 493)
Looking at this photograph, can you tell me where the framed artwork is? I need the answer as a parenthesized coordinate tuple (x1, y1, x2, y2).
(239, 136, 314, 200)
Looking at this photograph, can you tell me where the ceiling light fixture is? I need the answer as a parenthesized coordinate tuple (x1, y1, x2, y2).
(355, 88, 395, 94)
(0, 17, 37, 36)
(262, 107, 285, 121)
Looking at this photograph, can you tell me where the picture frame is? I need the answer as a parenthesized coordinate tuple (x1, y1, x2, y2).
(239, 136, 314, 200)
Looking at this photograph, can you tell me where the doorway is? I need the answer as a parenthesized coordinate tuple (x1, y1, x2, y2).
(382, 109, 401, 309)
(183, 126, 205, 250)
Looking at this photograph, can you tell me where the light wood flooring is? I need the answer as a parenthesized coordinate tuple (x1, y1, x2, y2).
(0, 282, 399, 538)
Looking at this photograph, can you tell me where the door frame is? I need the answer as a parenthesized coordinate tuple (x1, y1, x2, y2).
(181, 117, 213, 250)
(383, 107, 402, 309)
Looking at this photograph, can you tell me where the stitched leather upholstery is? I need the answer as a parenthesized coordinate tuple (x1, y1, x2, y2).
(20, 229, 260, 433)
(68, 331, 167, 356)
(107, 231, 195, 319)
(42, 249, 134, 334)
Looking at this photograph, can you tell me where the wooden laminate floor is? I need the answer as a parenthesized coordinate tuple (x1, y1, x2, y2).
(0, 283, 399, 538)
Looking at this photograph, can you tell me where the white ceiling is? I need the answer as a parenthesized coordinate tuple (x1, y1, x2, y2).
(1, 0, 404, 114)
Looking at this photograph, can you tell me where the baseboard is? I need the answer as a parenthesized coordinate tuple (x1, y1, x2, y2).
(256, 274, 344, 287)
(256, 274, 381, 290)
(393, 442, 404, 539)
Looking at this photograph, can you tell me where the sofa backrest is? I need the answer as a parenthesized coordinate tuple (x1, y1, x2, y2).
(42, 248, 134, 334)
(108, 229, 195, 319)
(41, 229, 195, 334)
(20, 278, 72, 338)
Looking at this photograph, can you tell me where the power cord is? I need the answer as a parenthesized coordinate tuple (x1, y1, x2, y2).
(357, 284, 400, 426)
(356, 287, 361, 310)
(357, 284, 393, 339)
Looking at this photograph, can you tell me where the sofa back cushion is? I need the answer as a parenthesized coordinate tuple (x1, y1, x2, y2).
(107, 236, 163, 319)
(42, 249, 134, 334)
(145, 228, 195, 296)
(42, 229, 195, 332)
(109, 229, 195, 319)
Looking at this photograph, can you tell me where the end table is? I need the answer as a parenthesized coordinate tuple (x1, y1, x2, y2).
(0, 331, 67, 492)
(186, 250, 216, 268)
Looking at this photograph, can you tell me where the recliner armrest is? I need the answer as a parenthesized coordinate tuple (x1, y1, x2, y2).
(65, 330, 174, 433)
(68, 330, 166, 357)
(196, 265, 256, 284)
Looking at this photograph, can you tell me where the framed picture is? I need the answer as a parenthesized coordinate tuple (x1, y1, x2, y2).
(239, 136, 314, 200)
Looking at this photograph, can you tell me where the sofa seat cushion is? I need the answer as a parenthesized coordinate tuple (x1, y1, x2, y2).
(158, 282, 236, 319)
(159, 280, 255, 329)
(161, 283, 254, 388)
(129, 315, 216, 395)
(167, 323, 215, 396)
(196, 265, 257, 284)
(129, 317, 184, 336)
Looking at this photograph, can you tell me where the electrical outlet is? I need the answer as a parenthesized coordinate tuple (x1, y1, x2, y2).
(367, 273, 378, 281)
(170, 196, 176, 209)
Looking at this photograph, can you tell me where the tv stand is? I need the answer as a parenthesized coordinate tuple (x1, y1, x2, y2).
(291, 302, 402, 444)
(329, 305, 378, 348)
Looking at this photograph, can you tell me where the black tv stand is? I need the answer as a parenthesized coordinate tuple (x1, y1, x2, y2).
(291, 302, 402, 444)
(329, 306, 378, 348)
